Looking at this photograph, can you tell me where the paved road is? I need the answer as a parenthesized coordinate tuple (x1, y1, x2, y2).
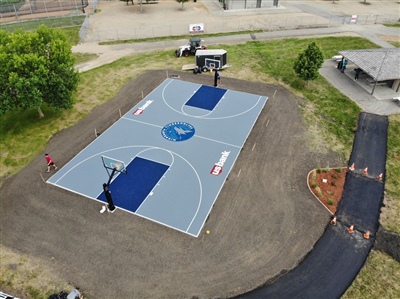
(73, 1, 400, 116)
(74, 0, 400, 71)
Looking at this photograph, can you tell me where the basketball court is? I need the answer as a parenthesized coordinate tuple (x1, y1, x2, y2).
(47, 78, 268, 237)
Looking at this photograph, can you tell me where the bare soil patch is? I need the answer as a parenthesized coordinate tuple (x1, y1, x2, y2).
(377, 34, 400, 43)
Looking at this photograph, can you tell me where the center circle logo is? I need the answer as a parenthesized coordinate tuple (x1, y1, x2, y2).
(161, 122, 195, 142)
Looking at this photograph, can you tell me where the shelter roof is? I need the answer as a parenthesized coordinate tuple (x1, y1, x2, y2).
(339, 48, 400, 81)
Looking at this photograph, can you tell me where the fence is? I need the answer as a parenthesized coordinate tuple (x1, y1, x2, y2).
(78, 12, 89, 41)
(0, 0, 88, 23)
(82, 13, 400, 43)
(1, 0, 398, 43)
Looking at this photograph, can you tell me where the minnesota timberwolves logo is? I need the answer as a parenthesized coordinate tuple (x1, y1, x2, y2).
(161, 122, 195, 142)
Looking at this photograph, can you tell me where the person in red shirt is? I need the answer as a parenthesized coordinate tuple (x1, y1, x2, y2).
(45, 153, 57, 172)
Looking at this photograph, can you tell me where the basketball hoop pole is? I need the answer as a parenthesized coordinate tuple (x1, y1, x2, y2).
(103, 167, 118, 212)
(106, 167, 118, 186)
(103, 183, 116, 212)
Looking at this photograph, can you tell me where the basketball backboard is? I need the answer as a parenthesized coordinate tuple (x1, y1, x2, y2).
(101, 156, 127, 174)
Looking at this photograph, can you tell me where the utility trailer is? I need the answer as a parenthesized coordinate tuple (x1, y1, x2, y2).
(195, 49, 229, 72)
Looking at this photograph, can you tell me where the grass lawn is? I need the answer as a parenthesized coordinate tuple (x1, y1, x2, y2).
(342, 250, 400, 299)
(0, 31, 399, 299)
(0, 16, 85, 34)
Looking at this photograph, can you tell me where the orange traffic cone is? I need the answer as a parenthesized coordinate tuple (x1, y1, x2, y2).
(363, 167, 368, 175)
(364, 230, 370, 239)
(377, 173, 383, 181)
(349, 163, 355, 171)
(331, 216, 337, 225)
(348, 224, 354, 233)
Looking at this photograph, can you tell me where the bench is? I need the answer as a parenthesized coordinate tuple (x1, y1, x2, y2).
(366, 78, 387, 86)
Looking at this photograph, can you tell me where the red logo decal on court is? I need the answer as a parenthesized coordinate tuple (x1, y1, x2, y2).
(133, 109, 143, 115)
(210, 151, 230, 176)
(133, 100, 153, 115)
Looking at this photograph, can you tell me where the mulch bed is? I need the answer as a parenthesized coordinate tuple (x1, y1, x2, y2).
(308, 167, 347, 214)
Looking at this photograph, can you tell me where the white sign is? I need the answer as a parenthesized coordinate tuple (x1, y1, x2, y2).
(189, 23, 204, 33)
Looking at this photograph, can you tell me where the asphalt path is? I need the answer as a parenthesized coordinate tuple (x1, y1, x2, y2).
(233, 112, 388, 298)
(234, 223, 373, 299)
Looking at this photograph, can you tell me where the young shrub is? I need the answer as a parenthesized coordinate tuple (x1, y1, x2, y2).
(327, 198, 335, 205)
(332, 181, 337, 187)
(336, 167, 343, 173)
(325, 167, 330, 173)
(311, 170, 317, 180)
(311, 182, 317, 188)
(317, 167, 322, 174)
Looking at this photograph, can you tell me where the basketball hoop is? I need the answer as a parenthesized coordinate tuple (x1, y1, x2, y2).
(101, 156, 127, 174)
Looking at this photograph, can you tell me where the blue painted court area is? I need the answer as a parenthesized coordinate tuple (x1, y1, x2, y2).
(185, 85, 226, 111)
(97, 157, 169, 212)
(47, 78, 268, 237)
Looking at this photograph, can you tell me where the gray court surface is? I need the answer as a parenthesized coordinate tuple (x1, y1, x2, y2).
(47, 78, 268, 237)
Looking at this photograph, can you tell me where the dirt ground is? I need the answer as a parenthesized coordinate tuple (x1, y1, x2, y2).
(0, 70, 346, 299)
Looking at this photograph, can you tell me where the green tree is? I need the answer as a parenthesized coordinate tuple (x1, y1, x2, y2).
(0, 25, 79, 117)
(176, 0, 189, 10)
(293, 42, 324, 87)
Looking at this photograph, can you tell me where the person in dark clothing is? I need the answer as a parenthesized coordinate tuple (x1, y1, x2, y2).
(341, 59, 348, 73)
(355, 68, 361, 81)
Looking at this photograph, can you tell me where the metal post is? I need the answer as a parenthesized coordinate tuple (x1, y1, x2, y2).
(371, 51, 388, 95)
(106, 168, 117, 186)
(44, 1, 48, 18)
(103, 183, 116, 212)
(58, 0, 63, 13)
(13, 4, 19, 21)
